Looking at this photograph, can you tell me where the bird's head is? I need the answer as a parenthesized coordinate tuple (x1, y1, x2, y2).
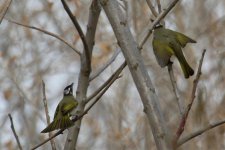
(64, 83, 73, 96)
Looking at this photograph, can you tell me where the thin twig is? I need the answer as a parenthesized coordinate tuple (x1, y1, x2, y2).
(146, 0, 158, 17)
(86, 61, 126, 103)
(167, 63, 183, 116)
(89, 49, 121, 81)
(139, 0, 180, 49)
(156, 0, 162, 13)
(178, 119, 225, 147)
(0, 0, 12, 24)
(61, 0, 91, 70)
(173, 49, 206, 148)
(5, 18, 81, 55)
(42, 81, 56, 150)
(31, 129, 64, 150)
(31, 73, 121, 150)
(8, 114, 23, 150)
(82, 72, 121, 119)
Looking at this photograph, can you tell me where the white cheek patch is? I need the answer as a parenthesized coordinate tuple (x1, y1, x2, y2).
(69, 115, 77, 121)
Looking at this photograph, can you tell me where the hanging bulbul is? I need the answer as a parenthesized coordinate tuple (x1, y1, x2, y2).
(41, 83, 78, 133)
(152, 24, 196, 78)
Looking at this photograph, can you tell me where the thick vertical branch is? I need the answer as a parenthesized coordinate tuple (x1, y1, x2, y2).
(63, 1, 101, 150)
(99, 0, 171, 149)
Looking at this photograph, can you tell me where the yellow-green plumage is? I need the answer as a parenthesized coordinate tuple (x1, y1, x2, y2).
(41, 83, 78, 133)
(152, 25, 196, 78)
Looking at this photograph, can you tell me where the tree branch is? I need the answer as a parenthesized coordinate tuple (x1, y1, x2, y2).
(41, 81, 56, 150)
(63, 0, 101, 149)
(146, 0, 158, 17)
(5, 18, 81, 55)
(0, 0, 12, 24)
(156, 0, 162, 13)
(89, 48, 121, 81)
(86, 61, 126, 103)
(8, 114, 23, 150)
(99, 0, 173, 149)
(173, 49, 206, 148)
(178, 119, 225, 147)
(167, 63, 184, 116)
(61, 0, 91, 70)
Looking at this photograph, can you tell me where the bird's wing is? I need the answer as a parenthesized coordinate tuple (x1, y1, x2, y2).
(173, 30, 196, 47)
(61, 99, 78, 116)
(41, 116, 74, 133)
(41, 119, 61, 133)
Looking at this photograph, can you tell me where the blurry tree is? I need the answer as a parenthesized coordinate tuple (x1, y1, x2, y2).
(1, 0, 225, 150)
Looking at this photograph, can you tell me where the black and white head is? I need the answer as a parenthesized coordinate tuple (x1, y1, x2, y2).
(64, 83, 73, 96)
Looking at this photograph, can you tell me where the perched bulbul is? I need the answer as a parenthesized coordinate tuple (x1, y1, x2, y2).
(41, 83, 78, 133)
(152, 24, 196, 78)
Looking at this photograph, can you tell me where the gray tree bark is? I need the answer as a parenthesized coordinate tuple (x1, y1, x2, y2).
(98, 0, 172, 149)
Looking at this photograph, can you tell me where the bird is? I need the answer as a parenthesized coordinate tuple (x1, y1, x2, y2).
(41, 83, 78, 133)
(152, 24, 196, 78)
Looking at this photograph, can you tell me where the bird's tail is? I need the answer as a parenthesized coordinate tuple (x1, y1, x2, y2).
(41, 116, 74, 133)
(176, 54, 194, 78)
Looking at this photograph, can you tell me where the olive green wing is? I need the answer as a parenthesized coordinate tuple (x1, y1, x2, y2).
(61, 99, 78, 116)
(41, 116, 74, 133)
(169, 29, 196, 47)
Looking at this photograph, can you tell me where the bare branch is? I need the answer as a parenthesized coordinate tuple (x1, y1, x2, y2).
(31, 129, 64, 150)
(81, 72, 121, 119)
(89, 49, 121, 81)
(61, 0, 91, 70)
(139, 0, 180, 49)
(8, 114, 23, 150)
(86, 61, 126, 103)
(41, 81, 56, 150)
(173, 49, 206, 148)
(5, 18, 81, 55)
(178, 119, 225, 147)
(167, 63, 184, 116)
(0, 0, 12, 24)
(156, 0, 162, 13)
(146, 0, 158, 17)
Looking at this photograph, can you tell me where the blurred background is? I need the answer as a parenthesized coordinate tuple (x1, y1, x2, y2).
(0, 0, 225, 149)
